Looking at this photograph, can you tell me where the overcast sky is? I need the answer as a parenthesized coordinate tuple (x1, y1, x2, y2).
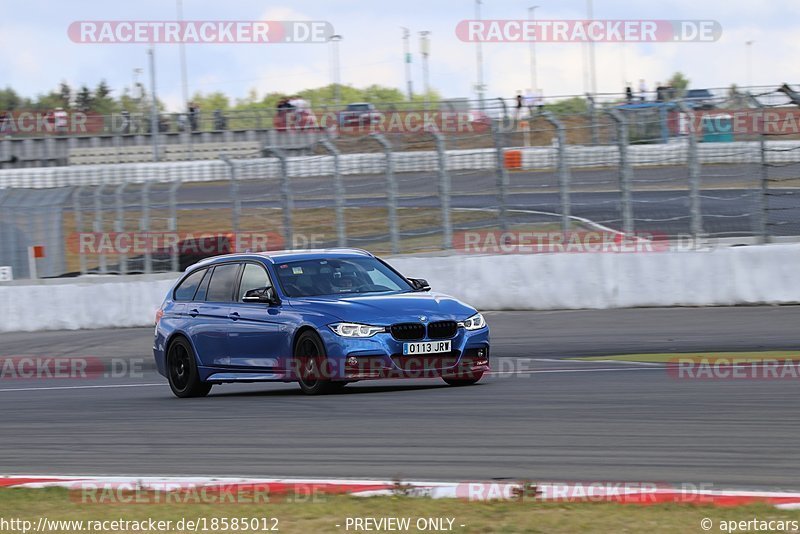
(3, 0, 799, 111)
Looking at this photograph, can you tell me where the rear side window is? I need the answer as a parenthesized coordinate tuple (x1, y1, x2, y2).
(193, 268, 212, 301)
(174, 269, 206, 301)
(206, 263, 241, 302)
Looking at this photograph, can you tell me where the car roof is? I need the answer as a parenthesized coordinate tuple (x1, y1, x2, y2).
(187, 248, 374, 270)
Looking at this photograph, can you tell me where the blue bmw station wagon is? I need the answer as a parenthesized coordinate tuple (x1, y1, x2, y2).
(153, 249, 490, 397)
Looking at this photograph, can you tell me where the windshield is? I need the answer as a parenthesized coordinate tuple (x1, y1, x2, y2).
(346, 104, 371, 111)
(274, 257, 412, 297)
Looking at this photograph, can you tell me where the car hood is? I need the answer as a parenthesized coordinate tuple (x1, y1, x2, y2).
(287, 291, 477, 324)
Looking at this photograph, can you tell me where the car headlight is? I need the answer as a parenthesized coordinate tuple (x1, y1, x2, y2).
(329, 323, 386, 338)
(459, 313, 486, 331)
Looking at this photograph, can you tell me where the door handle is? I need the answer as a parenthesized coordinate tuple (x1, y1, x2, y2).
(228, 311, 240, 321)
(189, 308, 199, 317)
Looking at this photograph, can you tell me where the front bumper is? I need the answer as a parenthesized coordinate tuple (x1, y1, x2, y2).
(317, 325, 490, 380)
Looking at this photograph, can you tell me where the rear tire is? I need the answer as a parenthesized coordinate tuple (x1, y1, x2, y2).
(294, 331, 340, 395)
(167, 337, 212, 398)
(442, 372, 484, 387)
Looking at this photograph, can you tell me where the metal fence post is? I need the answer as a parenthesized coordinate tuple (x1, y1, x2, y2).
(491, 124, 510, 232)
(542, 111, 571, 234)
(141, 181, 153, 274)
(755, 100, 770, 244)
(221, 155, 240, 234)
(73, 186, 88, 275)
(93, 181, 109, 274)
(496, 97, 509, 132)
(677, 102, 703, 243)
(606, 108, 634, 236)
(371, 133, 399, 255)
(319, 138, 347, 247)
(114, 179, 129, 274)
(167, 172, 181, 272)
(264, 147, 293, 248)
(588, 94, 598, 146)
(430, 130, 452, 250)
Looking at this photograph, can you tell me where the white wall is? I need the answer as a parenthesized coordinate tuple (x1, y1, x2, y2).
(0, 245, 798, 333)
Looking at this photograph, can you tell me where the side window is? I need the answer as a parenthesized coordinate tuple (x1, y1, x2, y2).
(238, 263, 272, 302)
(174, 268, 206, 301)
(193, 267, 212, 301)
(205, 263, 240, 302)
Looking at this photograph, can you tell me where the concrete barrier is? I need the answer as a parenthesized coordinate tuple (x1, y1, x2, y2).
(1, 140, 798, 189)
(0, 245, 798, 333)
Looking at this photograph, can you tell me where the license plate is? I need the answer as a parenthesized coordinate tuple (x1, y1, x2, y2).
(403, 340, 451, 355)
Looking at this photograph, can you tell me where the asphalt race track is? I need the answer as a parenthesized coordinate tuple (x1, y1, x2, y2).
(111, 165, 800, 237)
(1, 306, 799, 489)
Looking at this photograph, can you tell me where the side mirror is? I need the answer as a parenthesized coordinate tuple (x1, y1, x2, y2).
(408, 278, 431, 291)
(243, 286, 280, 305)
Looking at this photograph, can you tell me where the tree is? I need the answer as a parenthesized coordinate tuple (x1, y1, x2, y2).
(0, 87, 22, 110)
(75, 85, 93, 111)
(667, 72, 690, 97)
(95, 80, 112, 100)
(92, 80, 117, 114)
(190, 91, 230, 112)
(58, 81, 72, 108)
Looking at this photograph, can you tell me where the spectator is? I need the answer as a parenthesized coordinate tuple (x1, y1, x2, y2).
(188, 102, 199, 131)
(534, 88, 544, 110)
(213, 109, 227, 131)
(54, 107, 68, 133)
(120, 110, 130, 134)
(523, 89, 535, 116)
(625, 84, 633, 104)
(515, 91, 523, 121)
(638, 79, 648, 102)
(275, 97, 294, 130)
(288, 95, 310, 128)
(655, 82, 665, 102)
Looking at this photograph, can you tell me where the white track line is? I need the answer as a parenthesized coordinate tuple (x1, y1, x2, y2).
(490, 366, 665, 375)
(0, 383, 162, 393)
(583, 359, 665, 366)
(0, 365, 669, 393)
(509, 357, 666, 367)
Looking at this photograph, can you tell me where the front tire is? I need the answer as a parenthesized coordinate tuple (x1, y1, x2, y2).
(167, 337, 212, 398)
(442, 372, 484, 387)
(294, 331, 340, 395)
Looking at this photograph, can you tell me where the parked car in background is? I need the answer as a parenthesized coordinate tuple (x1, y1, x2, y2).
(684, 89, 716, 110)
(338, 102, 383, 128)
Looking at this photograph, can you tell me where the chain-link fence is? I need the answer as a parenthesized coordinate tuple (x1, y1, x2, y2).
(1, 92, 800, 280)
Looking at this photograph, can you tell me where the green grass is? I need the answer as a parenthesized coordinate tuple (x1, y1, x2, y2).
(1, 487, 800, 533)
